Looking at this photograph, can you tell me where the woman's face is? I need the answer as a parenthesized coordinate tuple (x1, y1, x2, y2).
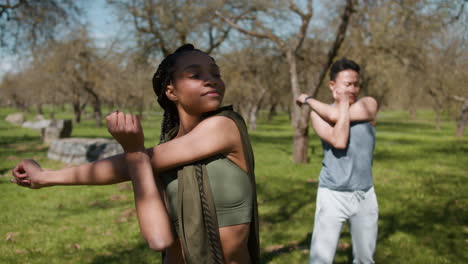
(167, 51, 225, 115)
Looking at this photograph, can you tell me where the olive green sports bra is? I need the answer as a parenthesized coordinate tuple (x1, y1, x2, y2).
(161, 154, 253, 230)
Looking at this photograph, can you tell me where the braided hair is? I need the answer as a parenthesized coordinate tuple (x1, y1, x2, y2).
(152, 44, 207, 143)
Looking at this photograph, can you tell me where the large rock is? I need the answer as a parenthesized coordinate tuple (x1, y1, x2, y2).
(5, 113, 25, 125)
(41, 120, 72, 144)
(22, 120, 52, 130)
(47, 138, 124, 164)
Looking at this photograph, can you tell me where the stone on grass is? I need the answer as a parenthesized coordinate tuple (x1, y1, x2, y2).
(22, 120, 52, 130)
(47, 138, 123, 164)
(41, 120, 72, 144)
(5, 113, 25, 125)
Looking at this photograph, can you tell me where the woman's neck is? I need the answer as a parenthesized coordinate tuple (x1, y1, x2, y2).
(176, 111, 202, 137)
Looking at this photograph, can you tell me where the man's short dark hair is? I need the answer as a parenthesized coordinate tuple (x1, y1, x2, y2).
(329, 58, 360, 81)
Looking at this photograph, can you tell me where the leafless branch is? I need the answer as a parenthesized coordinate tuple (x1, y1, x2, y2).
(289, 0, 313, 53)
(215, 10, 285, 49)
(450, 95, 467, 102)
(309, 0, 356, 97)
(446, 0, 466, 25)
(0, 0, 26, 18)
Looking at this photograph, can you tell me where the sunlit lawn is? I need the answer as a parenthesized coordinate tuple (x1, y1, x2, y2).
(0, 106, 466, 263)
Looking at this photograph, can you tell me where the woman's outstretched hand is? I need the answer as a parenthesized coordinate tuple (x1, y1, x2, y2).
(12, 159, 45, 189)
(105, 111, 145, 153)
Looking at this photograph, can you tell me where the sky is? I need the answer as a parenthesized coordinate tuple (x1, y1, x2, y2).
(0, 0, 120, 79)
(84, 0, 122, 47)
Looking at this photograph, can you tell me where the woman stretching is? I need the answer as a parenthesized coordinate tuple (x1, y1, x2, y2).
(12, 44, 260, 264)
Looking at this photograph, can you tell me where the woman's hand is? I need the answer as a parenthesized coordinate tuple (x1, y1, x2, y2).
(12, 159, 45, 189)
(105, 111, 145, 153)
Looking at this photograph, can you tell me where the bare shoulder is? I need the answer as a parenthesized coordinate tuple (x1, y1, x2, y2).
(359, 96, 378, 110)
(196, 115, 245, 170)
(194, 115, 241, 144)
(196, 115, 238, 133)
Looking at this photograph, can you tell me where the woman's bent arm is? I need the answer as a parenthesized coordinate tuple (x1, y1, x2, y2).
(125, 151, 174, 251)
(107, 112, 173, 250)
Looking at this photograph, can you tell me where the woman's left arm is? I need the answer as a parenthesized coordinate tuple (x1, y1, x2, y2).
(150, 115, 244, 173)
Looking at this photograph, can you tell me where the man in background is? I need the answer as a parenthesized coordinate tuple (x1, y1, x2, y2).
(297, 58, 379, 264)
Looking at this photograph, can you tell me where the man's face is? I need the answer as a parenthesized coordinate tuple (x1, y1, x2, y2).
(329, 69, 360, 104)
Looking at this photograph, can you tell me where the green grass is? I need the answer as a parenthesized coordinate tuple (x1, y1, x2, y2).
(0, 107, 466, 263)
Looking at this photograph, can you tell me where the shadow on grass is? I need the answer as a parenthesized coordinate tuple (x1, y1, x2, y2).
(51, 199, 132, 218)
(258, 180, 316, 224)
(91, 242, 162, 264)
(373, 149, 412, 163)
(377, 121, 435, 133)
(0, 167, 11, 175)
(377, 193, 467, 262)
(421, 141, 468, 155)
(260, 229, 354, 263)
(0, 135, 39, 146)
(261, 232, 311, 262)
(250, 134, 292, 146)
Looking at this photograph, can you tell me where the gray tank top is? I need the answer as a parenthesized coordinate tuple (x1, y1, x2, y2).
(319, 121, 376, 191)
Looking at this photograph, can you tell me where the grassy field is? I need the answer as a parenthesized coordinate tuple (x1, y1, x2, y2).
(0, 107, 467, 264)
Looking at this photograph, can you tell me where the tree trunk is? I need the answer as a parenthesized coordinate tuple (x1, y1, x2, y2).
(428, 87, 443, 131)
(287, 50, 310, 163)
(35, 104, 43, 115)
(93, 100, 102, 128)
(293, 121, 309, 162)
(248, 106, 258, 131)
(137, 102, 144, 117)
(239, 103, 248, 122)
(267, 103, 277, 122)
(409, 107, 417, 120)
(456, 100, 468, 137)
(73, 102, 82, 123)
(83, 82, 102, 128)
(50, 103, 56, 120)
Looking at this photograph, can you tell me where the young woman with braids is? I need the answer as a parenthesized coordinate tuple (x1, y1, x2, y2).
(11, 44, 260, 264)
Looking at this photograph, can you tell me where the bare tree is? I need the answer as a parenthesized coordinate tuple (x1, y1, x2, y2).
(0, 0, 82, 53)
(107, 0, 239, 58)
(220, 41, 287, 130)
(27, 29, 111, 126)
(218, 0, 355, 163)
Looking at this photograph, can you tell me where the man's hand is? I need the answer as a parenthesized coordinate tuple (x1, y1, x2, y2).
(296, 93, 310, 106)
(12, 159, 45, 189)
(336, 90, 351, 107)
(105, 111, 145, 153)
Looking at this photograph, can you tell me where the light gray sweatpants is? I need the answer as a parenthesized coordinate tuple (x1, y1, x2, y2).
(309, 187, 378, 264)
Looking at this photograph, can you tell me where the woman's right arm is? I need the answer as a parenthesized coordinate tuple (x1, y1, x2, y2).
(106, 112, 173, 251)
(12, 153, 131, 188)
(13, 113, 243, 187)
